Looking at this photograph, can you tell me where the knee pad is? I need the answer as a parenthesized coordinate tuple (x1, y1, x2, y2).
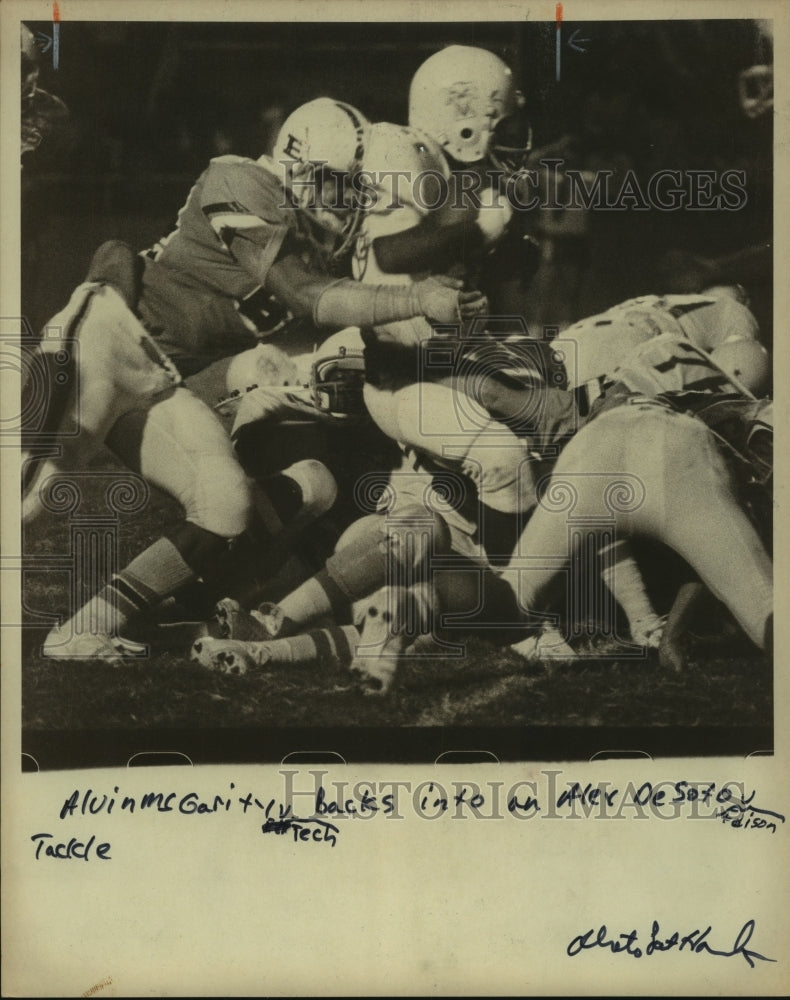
(277, 459, 338, 522)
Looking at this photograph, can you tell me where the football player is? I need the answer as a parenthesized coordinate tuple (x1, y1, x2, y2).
(346, 45, 771, 677)
(501, 340, 773, 663)
(37, 98, 487, 663)
(406, 43, 538, 314)
(553, 286, 764, 398)
(349, 120, 546, 517)
(186, 113, 544, 686)
(190, 450, 533, 691)
(206, 313, 773, 686)
(342, 105, 660, 667)
(190, 52, 773, 683)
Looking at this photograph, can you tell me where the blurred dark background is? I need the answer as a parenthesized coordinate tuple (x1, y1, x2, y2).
(21, 19, 773, 336)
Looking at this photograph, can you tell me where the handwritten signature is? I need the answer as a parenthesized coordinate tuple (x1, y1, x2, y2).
(567, 919, 774, 968)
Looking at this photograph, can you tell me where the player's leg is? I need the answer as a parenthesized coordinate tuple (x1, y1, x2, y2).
(599, 538, 666, 647)
(364, 381, 537, 514)
(623, 409, 772, 651)
(43, 388, 327, 660)
(193, 507, 453, 679)
(501, 410, 648, 636)
(505, 406, 772, 653)
(43, 388, 253, 659)
(253, 507, 453, 636)
(350, 552, 530, 691)
(22, 280, 180, 524)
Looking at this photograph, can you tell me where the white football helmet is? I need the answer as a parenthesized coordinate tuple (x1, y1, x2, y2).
(408, 45, 531, 172)
(274, 98, 370, 257)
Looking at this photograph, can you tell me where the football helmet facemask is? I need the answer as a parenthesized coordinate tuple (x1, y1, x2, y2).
(409, 45, 531, 173)
(310, 329, 367, 419)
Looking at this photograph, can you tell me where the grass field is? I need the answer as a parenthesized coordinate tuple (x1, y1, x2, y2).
(20, 442, 773, 769)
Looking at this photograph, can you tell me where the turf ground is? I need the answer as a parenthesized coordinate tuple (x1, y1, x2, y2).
(20, 445, 773, 769)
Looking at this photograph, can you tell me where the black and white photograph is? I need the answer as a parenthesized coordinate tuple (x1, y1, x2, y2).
(3, 3, 789, 997)
(12, 8, 776, 768)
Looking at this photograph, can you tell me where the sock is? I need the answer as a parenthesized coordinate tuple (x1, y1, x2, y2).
(252, 626, 359, 668)
(63, 537, 197, 637)
(275, 518, 397, 627)
(277, 575, 338, 627)
(599, 539, 661, 636)
(196, 626, 360, 675)
(62, 523, 231, 637)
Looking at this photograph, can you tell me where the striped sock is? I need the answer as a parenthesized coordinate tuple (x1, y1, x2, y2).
(63, 538, 197, 637)
(254, 626, 359, 668)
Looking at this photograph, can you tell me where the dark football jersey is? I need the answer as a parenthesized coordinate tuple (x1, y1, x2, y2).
(138, 155, 307, 376)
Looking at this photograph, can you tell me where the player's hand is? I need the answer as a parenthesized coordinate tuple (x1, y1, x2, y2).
(457, 288, 489, 319)
(413, 275, 488, 324)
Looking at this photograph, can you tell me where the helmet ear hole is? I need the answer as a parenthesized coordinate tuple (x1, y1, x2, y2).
(460, 127, 474, 140)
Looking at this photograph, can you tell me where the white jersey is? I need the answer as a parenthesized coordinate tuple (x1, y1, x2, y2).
(352, 122, 451, 347)
(556, 293, 760, 389)
(612, 332, 740, 397)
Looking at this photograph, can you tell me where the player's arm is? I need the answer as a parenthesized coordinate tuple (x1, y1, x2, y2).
(657, 243, 772, 295)
(212, 165, 487, 330)
(372, 187, 512, 275)
(372, 219, 485, 274)
(262, 249, 487, 329)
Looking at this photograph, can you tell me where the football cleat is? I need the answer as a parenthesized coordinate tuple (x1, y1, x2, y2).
(213, 597, 297, 641)
(630, 614, 667, 650)
(42, 627, 148, 666)
(350, 585, 419, 694)
(252, 602, 296, 640)
(213, 597, 271, 641)
(192, 626, 359, 676)
(510, 624, 576, 663)
(191, 637, 266, 675)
